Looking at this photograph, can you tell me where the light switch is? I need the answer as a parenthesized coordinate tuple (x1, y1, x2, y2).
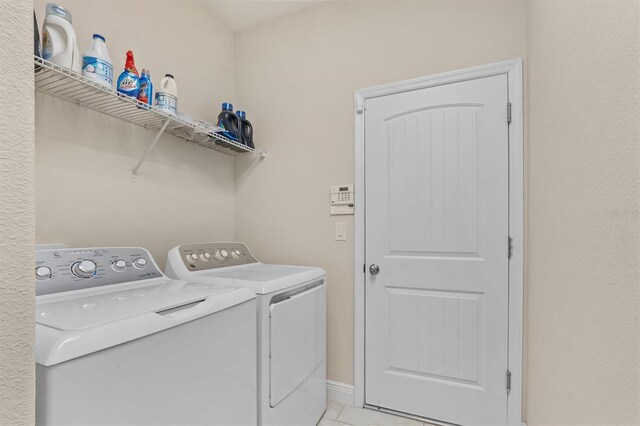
(335, 222, 347, 241)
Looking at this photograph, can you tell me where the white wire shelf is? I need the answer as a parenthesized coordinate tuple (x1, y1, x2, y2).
(34, 56, 266, 175)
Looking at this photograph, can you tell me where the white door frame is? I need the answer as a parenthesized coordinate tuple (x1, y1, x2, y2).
(353, 59, 524, 426)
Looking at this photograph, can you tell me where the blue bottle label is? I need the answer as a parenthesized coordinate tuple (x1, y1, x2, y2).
(82, 56, 113, 85)
(117, 72, 139, 97)
(155, 92, 177, 114)
(137, 79, 152, 105)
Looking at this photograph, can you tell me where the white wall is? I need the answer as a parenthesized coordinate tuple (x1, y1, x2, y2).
(234, 0, 528, 385)
(525, 0, 639, 424)
(34, 0, 237, 268)
(235, 1, 640, 423)
(0, 0, 35, 424)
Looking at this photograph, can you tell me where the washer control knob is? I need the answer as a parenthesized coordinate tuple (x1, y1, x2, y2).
(112, 260, 127, 272)
(36, 266, 52, 280)
(187, 253, 198, 263)
(72, 260, 97, 278)
(200, 252, 211, 261)
(213, 249, 227, 261)
(231, 249, 240, 258)
(133, 258, 147, 269)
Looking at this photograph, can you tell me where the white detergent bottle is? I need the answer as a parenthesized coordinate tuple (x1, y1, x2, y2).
(42, 3, 81, 73)
(155, 74, 178, 115)
(82, 34, 113, 88)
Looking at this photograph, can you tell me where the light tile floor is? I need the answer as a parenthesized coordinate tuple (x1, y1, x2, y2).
(319, 401, 438, 426)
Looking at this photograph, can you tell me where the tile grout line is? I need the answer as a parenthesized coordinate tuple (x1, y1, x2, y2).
(336, 402, 346, 420)
(320, 414, 353, 426)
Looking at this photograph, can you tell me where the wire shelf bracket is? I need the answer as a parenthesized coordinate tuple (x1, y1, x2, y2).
(131, 118, 171, 176)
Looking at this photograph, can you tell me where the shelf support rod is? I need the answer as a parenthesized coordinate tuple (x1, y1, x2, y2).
(131, 119, 171, 176)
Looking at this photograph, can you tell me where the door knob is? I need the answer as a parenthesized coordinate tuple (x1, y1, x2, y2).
(369, 264, 380, 275)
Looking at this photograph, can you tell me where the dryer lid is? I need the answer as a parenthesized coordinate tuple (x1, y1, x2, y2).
(191, 263, 326, 294)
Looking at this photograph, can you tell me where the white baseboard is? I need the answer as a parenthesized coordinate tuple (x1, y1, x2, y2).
(326, 380, 355, 406)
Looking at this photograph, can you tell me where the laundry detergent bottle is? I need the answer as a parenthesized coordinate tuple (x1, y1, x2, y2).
(116, 50, 140, 98)
(82, 34, 113, 88)
(236, 110, 254, 148)
(42, 3, 81, 73)
(137, 69, 153, 107)
(216, 103, 240, 141)
(155, 74, 178, 115)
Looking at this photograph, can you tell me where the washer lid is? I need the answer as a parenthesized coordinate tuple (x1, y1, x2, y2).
(35, 278, 256, 366)
(191, 264, 326, 294)
(36, 278, 248, 331)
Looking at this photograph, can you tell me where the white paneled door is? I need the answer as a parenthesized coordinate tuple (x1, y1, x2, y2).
(365, 74, 510, 425)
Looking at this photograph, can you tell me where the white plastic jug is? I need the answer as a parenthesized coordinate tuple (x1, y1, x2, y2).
(155, 74, 178, 115)
(42, 3, 81, 73)
(82, 34, 113, 88)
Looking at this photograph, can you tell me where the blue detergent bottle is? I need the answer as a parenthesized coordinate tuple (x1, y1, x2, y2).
(116, 50, 139, 98)
(236, 110, 254, 149)
(137, 69, 153, 107)
(216, 102, 240, 141)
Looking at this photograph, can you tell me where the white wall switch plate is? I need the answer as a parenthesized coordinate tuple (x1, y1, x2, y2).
(335, 222, 347, 241)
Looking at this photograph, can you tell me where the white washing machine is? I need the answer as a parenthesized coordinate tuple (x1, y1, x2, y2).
(35, 246, 257, 425)
(165, 242, 327, 426)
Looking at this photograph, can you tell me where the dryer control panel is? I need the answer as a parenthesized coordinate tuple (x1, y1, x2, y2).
(179, 242, 258, 271)
(35, 248, 163, 296)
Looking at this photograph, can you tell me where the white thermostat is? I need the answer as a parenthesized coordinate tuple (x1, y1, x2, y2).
(330, 184, 354, 215)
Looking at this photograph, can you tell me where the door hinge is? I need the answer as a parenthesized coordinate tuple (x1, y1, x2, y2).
(506, 370, 512, 392)
(507, 102, 512, 124)
(363, 263, 366, 273)
(356, 98, 366, 114)
(508, 236, 513, 259)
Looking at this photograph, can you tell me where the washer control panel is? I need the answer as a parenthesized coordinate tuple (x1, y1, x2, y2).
(179, 242, 257, 271)
(35, 248, 163, 296)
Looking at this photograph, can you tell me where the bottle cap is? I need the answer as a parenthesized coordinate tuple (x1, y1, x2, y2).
(93, 34, 105, 42)
(222, 102, 233, 111)
(236, 110, 246, 119)
(46, 3, 72, 24)
(165, 74, 174, 79)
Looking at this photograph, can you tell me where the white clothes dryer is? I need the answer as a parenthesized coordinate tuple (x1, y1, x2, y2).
(165, 242, 327, 426)
(35, 247, 257, 425)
